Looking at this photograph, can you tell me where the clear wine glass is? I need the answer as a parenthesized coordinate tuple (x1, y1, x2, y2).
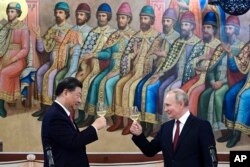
(130, 106, 140, 121)
(96, 102, 107, 117)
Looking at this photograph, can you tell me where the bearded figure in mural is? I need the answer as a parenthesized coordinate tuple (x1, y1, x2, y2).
(181, 11, 222, 116)
(138, 11, 200, 136)
(54, 3, 92, 86)
(81, 2, 136, 127)
(198, 15, 245, 130)
(0, 2, 30, 118)
(32, 2, 72, 121)
(216, 41, 250, 148)
(75, 3, 116, 126)
(108, 5, 161, 135)
(133, 8, 180, 137)
(169, 0, 203, 38)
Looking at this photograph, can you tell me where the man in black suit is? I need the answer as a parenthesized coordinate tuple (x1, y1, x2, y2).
(130, 88, 216, 167)
(41, 77, 106, 167)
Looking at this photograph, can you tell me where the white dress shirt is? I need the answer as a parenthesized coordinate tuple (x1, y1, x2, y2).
(172, 111, 190, 141)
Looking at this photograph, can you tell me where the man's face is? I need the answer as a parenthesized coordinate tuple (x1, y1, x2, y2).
(97, 12, 108, 27)
(140, 15, 151, 32)
(202, 24, 214, 43)
(162, 18, 174, 34)
(65, 87, 82, 112)
(55, 9, 67, 24)
(76, 11, 88, 26)
(180, 22, 193, 40)
(7, 9, 18, 22)
(117, 14, 129, 30)
(163, 92, 183, 120)
(225, 25, 236, 43)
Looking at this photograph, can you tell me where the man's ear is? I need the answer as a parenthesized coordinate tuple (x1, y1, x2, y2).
(62, 89, 68, 96)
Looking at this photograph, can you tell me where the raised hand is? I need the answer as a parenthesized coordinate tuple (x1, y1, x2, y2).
(222, 43, 232, 56)
(92, 116, 107, 130)
(150, 74, 160, 84)
(130, 121, 143, 136)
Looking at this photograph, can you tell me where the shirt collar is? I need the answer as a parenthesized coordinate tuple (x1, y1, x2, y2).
(55, 100, 70, 117)
(177, 111, 190, 125)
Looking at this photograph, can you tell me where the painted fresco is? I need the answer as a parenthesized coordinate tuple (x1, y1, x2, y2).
(0, 0, 249, 153)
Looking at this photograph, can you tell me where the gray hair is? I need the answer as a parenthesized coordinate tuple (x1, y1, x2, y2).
(167, 88, 189, 107)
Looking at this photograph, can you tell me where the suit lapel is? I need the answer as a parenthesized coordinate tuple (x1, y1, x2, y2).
(166, 120, 175, 154)
(175, 114, 194, 152)
(54, 102, 78, 131)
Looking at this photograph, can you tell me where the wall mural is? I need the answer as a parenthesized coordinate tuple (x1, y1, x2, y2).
(0, 0, 249, 153)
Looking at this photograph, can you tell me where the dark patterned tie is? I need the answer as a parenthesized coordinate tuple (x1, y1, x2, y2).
(173, 120, 180, 151)
(69, 114, 74, 124)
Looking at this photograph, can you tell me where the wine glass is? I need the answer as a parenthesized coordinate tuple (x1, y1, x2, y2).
(96, 102, 107, 117)
(130, 106, 140, 121)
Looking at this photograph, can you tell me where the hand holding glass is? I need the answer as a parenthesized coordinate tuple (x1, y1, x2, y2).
(97, 102, 107, 117)
(130, 106, 140, 121)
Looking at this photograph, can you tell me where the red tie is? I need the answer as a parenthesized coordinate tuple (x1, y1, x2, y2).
(173, 120, 180, 151)
(69, 114, 74, 124)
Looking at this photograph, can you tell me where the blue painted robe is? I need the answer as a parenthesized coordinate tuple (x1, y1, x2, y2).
(224, 41, 250, 134)
(84, 27, 136, 116)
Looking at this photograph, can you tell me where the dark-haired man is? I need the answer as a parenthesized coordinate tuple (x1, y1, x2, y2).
(42, 77, 106, 167)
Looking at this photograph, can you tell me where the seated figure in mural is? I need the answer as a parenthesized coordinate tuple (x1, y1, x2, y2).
(0, 2, 30, 117)
(216, 42, 250, 148)
(139, 11, 200, 136)
(108, 5, 161, 135)
(81, 2, 136, 127)
(32, 2, 72, 121)
(54, 3, 92, 84)
(75, 3, 116, 126)
(198, 16, 245, 130)
(133, 8, 180, 137)
(181, 11, 222, 116)
(53, 3, 93, 123)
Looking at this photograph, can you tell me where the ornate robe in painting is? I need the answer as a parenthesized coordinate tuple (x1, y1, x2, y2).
(0, 20, 29, 102)
(134, 29, 180, 112)
(114, 28, 160, 118)
(224, 41, 250, 134)
(77, 25, 116, 111)
(198, 39, 244, 130)
(84, 27, 136, 116)
(54, 24, 93, 89)
(36, 23, 72, 105)
(181, 38, 221, 115)
(141, 34, 200, 123)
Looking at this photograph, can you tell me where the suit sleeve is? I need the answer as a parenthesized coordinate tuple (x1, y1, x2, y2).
(132, 128, 162, 157)
(199, 120, 216, 167)
(49, 117, 98, 150)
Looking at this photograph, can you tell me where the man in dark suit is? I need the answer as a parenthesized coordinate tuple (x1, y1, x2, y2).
(41, 77, 106, 167)
(130, 88, 216, 167)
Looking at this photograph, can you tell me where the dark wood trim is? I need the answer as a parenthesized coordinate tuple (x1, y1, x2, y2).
(0, 153, 229, 163)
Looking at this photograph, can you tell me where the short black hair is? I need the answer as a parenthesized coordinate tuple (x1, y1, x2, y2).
(55, 77, 82, 97)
